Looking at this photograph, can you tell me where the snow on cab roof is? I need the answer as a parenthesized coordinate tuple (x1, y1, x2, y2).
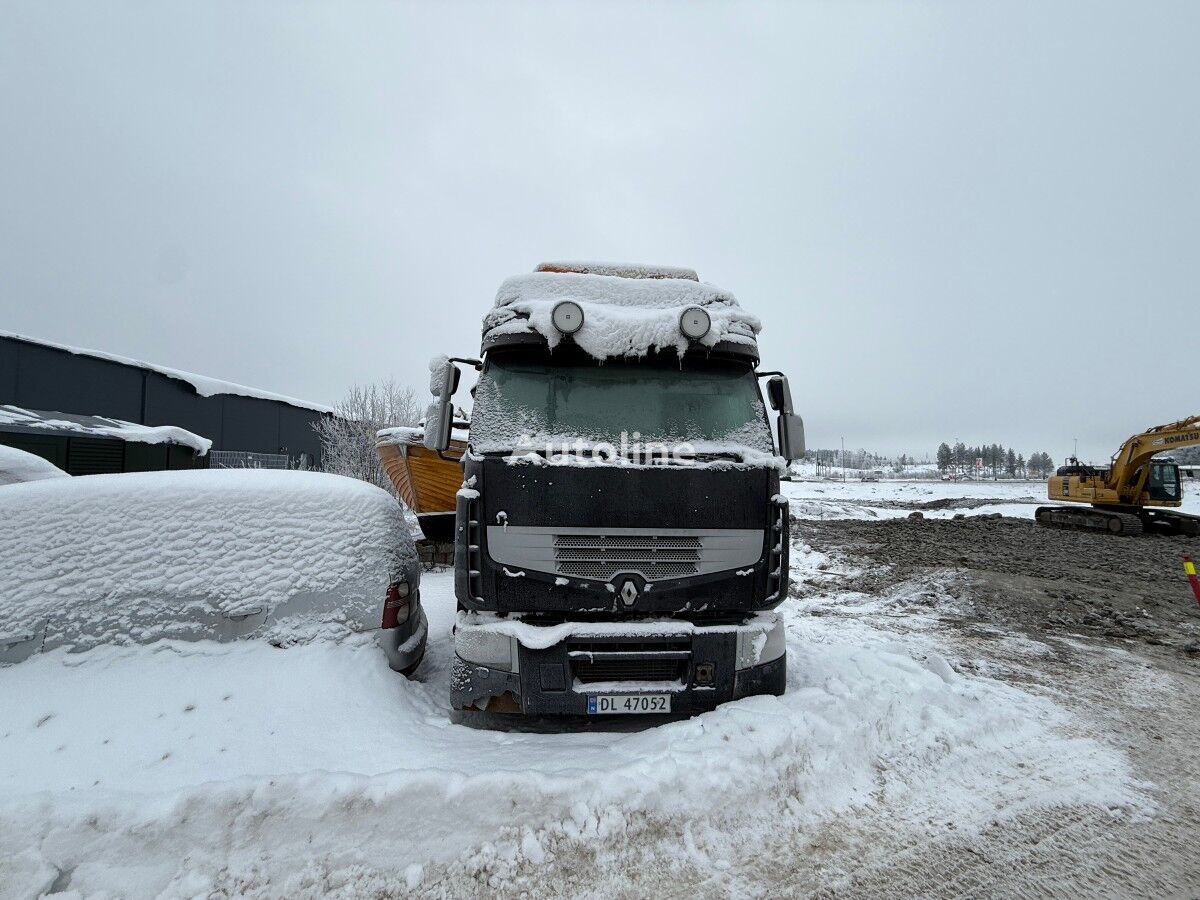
(483, 263, 761, 360)
(535, 261, 699, 281)
(0, 405, 213, 455)
(0, 329, 335, 414)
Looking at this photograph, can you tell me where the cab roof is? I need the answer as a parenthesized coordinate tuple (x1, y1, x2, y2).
(482, 263, 760, 362)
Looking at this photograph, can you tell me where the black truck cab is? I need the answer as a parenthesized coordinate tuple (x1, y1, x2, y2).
(426, 263, 804, 716)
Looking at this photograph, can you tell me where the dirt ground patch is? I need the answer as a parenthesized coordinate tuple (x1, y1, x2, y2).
(790, 515, 1200, 899)
(797, 516, 1200, 652)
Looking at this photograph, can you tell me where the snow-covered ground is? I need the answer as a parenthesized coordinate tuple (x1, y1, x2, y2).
(783, 477, 1200, 521)
(783, 478, 1046, 521)
(0, 445, 69, 486)
(0, 493, 1152, 897)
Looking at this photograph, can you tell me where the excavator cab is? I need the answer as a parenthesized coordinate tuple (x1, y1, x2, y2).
(1143, 460, 1182, 503)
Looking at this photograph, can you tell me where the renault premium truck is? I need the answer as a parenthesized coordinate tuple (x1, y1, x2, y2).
(424, 262, 804, 716)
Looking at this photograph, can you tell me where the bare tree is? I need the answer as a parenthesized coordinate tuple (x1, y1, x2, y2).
(313, 379, 422, 493)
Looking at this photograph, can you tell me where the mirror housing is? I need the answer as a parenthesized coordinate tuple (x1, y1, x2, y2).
(428, 357, 461, 397)
(777, 413, 806, 462)
(766, 376, 786, 412)
(424, 357, 461, 452)
(764, 374, 805, 461)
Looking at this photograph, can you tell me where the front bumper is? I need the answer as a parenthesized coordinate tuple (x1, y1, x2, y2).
(450, 612, 786, 715)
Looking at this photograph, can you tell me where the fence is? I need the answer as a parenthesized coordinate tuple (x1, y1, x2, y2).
(207, 450, 292, 470)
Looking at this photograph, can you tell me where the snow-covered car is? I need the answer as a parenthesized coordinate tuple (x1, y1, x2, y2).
(0, 444, 70, 486)
(0, 469, 426, 670)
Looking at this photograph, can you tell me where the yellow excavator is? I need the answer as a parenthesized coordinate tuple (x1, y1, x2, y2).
(1036, 415, 1200, 536)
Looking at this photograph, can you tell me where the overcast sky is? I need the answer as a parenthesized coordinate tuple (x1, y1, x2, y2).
(1, 1, 1196, 462)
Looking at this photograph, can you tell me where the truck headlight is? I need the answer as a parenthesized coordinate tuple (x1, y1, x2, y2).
(735, 615, 785, 669)
(456, 626, 520, 673)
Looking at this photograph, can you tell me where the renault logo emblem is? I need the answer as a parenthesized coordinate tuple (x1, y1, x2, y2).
(619, 580, 639, 606)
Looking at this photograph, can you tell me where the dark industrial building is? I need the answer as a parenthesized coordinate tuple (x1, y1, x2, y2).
(0, 406, 209, 476)
(0, 331, 331, 471)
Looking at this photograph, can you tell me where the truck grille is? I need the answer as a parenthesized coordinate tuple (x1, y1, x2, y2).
(485, 526, 764, 583)
(553, 535, 701, 581)
(567, 638, 690, 684)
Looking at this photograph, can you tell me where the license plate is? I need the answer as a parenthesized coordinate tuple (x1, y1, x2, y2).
(587, 694, 671, 715)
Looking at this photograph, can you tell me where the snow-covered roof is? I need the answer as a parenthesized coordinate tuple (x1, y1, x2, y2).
(482, 266, 761, 360)
(376, 421, 469, 446)
(377, 425, 425, 445)
(535, 261, 700, 281)
(0, 329, 335, 414)
(0, 444, 70, 486)
(0, 405, 212, 455)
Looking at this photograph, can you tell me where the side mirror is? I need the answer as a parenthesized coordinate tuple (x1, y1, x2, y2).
(428, 357, 461, 398)
(764, 374, 804, 461)
(766, 376, 787, 413)
(778, 413, 806, 462)
(424, 357, 460, 452)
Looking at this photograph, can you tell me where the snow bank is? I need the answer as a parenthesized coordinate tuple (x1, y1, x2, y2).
(0, 570, 1146, 897)
(0, 445, 69, 486)
(483, 269, 761, 360)
(0, 470, 413, 657)
(1, 405, 211, 455)
(0, 330, 335, 413)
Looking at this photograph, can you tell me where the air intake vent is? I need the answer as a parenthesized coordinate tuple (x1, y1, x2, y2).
(553, 534, 700, 581)
(567, 638, 691, 684)
(66, 437, 124, 475)
(573, 658, 684, 683)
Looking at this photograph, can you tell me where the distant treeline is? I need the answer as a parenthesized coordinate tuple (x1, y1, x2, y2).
(804, 448, 904, 471)
(936, 442, 1055, 478)
(801, 445, 1056, 479)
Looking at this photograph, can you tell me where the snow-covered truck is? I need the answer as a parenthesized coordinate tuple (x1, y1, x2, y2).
(425, 262, 804, 715)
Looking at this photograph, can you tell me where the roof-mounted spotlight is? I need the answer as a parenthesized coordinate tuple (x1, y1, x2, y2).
(679, 306, 711, 340)
(551, 300, 584, 335)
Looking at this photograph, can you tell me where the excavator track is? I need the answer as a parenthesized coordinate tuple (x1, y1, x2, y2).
(1141, 509, 1200, 537)
(1035, 505, 1145, 536)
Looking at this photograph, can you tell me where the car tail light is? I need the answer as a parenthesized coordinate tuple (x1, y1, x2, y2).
(382, 581, 412, 630)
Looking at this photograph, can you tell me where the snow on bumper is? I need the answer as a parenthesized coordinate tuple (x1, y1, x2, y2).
(452, 612, 785, 715)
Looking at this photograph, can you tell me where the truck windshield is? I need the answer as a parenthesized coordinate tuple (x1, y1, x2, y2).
(470, 352, 773, 455)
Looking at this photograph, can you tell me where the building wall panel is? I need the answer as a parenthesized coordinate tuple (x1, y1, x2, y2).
(0, 335, 327, 466)
(220, 395, 281, 456)
(14, 343, 143, 422)
(143, 372, 224, 447)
